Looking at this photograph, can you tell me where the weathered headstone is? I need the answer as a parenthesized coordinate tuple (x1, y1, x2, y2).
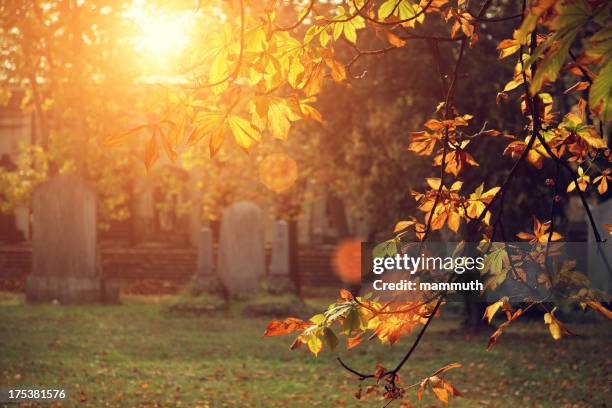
(26, 174, 106, 303)
(266, 220, 295, 293)
(192, 227, 221, 292)
(218, 202, 265, 297)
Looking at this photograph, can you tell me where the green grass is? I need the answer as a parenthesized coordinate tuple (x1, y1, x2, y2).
(0, 292, 610, 407)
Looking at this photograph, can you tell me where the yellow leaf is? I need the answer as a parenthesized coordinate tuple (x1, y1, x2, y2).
(227, 115, 261, 152)
(394, 220, 415, 232)
(209, 48, 229, 85)
(483, 298, 507, 324)
(544, 308, 575, 340)
(447, 211, 460, 233)
(497, 38, 520, 60)
(307, 335, 323, 356)
(543, 312, 561, 340)
(266, 99, 296, 140)
(304, 61, 324, 96)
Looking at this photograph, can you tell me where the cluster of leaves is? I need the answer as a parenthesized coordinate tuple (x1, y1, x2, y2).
(264, 289, 462, 404)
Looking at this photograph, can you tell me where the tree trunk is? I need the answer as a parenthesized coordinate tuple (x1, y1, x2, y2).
(326, 192, 350, 239)
(462, 295, 488, 331)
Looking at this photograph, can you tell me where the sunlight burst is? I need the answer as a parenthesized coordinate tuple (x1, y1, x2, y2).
(126, 3, 196, 71)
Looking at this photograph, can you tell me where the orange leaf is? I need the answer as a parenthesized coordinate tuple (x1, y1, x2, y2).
(325, 58, 346, 82)
(386, 31, 406, 47)
(339, 289, 353, 300)
(347, 335, 363, 350)
(264, 317, 312, 337)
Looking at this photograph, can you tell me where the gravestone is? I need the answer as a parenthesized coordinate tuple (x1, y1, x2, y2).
(266, 220, 294, 293)
(192, 227, 221, 293)
(587, 200, 611, 294)
(218, 202, 265, 297)
(26, 174, 106, 303)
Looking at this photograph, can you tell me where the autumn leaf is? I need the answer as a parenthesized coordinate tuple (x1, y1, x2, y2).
(303, 61, 324, 96)
(227, 115, 262, 152)
(503, 139, 545, 169)
(566, 166, 590, 192)
(307, 334, 323, 356)
(408, 131, 439, 156)
(466, 184, 500, 223)
(264, 317, 312, 337)
(386, 31, 407, 47)
(347, 335, 363, 350)
(516, 216, 563, 243)
(483, 297, 509, 324)
(543, 307, 576, 340)
(560, 113, 607, 149)
(325, 58, 347, 82)
(256, 96, 301, 140)
(417, 364, 462, 404)
(289, 96, 323, 123)
(593, 169, 610, 195)
(487, 307, 523, 350)
(339, 289, 353, 300)
(394, 220, 415, 233)
(497, 38, 520, 60)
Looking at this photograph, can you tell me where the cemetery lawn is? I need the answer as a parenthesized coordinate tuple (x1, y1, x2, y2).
(0, 292, 610, 408)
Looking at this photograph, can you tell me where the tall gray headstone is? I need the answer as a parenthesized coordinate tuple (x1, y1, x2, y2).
(192, 227, 221, 292)
(218, 202, 265, 297)
(26, 174, 104, 303)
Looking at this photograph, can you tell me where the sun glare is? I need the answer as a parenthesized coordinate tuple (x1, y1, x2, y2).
(126, 3, 196, 72)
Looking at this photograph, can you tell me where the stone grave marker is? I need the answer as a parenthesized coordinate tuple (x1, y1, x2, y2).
(218, 202, 266, 297)
(26, 174, 107, 303)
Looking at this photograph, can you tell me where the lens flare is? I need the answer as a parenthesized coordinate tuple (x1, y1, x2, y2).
(332, 239, 362, 285)
(259, 153, 298, 193)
